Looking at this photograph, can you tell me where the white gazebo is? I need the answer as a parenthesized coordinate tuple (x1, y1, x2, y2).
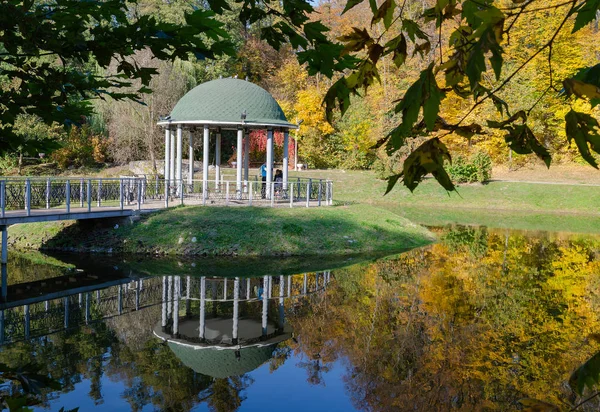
(157, 78, 297, 200)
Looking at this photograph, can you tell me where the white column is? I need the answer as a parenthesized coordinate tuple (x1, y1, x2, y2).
(233, 277, 240, 343)
(188, 130, 194, 185)
(283, 130, 289, 186)
(173, 276, 179, 335)
(278, 275, 284, 329)
(215, 131, 221, 188)
(199, 276, 206, 339)
(164, 128, 170, 181)
(161, 276, 167, 328)
(203, 125, 209, 198)
(176, 125, 183, 191)
(244, 131, 250, 182)
(262, 276, 269, 336)
(167, 275, 173, 318)
(236, 128, 243, 194)
(266, 128, 274, 199)
(170, 131, 175, 185)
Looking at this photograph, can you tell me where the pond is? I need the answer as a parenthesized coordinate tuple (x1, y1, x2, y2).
(1, 226, 600, 411)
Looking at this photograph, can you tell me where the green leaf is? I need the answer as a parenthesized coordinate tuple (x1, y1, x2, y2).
(565, 109, 600, 168)
(563, 78, 600, 104)
(338, 27, 372, 54)
(402, 19, 428, 42)
(206, 0, 231, 14)
(569, 350, 600, 395)
(384, 173, 402, 195)
(5, 395, 31, 412)
(323, 78, 352, 123)
(422, 69, 444, 131)
(392, 64, 445, 144)
(400, 138, 455, 192)
(504, 124, 552, 167)
(462, 0, 493, 27)
(304, 21, 329, 43)
(384, 34, 407, 67)
(486, 111, 551, 166)
(564, 64, 600, 107)
(572, 0, 600, 33)
(342, 0, 365, 14)
(369, 0, 378, 13)
(371, 0, 396, 29)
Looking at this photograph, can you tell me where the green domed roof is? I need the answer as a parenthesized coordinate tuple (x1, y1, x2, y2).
(168, 342, 277, 379)
(168, 78, 293, 128)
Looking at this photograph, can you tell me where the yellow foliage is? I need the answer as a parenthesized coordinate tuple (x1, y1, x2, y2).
(294, 87, 334, 136)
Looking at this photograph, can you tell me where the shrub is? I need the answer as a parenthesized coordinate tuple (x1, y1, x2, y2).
(447, 152, 492, 183)
(51, 125, 110, 169)
(0, 153, 17, 174)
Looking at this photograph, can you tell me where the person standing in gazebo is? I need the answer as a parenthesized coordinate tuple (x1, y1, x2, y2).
(260, 163, 267, 199)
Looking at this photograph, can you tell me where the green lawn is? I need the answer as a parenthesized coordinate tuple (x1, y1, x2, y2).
(10, 203, 434, 256)
(279, 169, 600, 233)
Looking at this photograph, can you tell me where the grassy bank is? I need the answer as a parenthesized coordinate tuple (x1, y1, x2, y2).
(287, 169, 600, 233)
(9, 204, 434, 256)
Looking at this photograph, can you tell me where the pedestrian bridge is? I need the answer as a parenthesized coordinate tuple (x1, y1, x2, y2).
(0, 175, 333, 263)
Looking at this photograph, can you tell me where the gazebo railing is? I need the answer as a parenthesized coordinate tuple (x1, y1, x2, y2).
(165, 178, 333, 207)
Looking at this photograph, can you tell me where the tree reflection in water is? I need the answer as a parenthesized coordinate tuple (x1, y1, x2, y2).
(1, 227, 600, 410)
(288, 226, 600, 410)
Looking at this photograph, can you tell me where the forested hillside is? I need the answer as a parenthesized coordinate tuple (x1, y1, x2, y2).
(2, 0, 600, 184)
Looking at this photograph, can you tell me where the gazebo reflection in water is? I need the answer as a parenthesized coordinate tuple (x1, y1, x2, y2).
(154, 273, 331, 378)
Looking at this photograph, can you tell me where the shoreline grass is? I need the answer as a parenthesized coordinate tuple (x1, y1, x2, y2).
(9, 204, 434, 257)
(288, 169, 600, 233)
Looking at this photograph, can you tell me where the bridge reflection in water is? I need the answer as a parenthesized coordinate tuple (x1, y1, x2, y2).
(0, 269, 331, 378)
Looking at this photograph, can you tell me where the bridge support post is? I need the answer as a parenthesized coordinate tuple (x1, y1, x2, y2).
(45, 178, 50, 209)
(1, 265, 6, 300)
(65, 180, 71, 213)
(1, 226, 7, 266)
(97, 180, 102, 207)
(80, 179, 84, 208)
(119, 178, 124, 210)
(25, 179, 31, 216)
(1, 180, 5, 218)
(87, 180, 92, 212)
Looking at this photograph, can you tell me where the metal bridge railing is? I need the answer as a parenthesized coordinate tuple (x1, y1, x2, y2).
(0, 176, 333, 216)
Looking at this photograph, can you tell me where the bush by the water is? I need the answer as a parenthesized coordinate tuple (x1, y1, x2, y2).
(447, 152, 492, 184)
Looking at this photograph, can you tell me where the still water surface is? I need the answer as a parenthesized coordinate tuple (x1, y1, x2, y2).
(2, 226, 600, 411)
